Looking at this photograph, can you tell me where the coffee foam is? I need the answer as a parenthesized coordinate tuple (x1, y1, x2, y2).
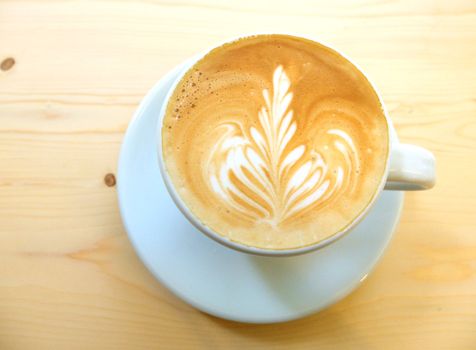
(162, 35, 388, 250)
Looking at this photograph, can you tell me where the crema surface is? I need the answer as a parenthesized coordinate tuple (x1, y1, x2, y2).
(162, 34, 389, 250)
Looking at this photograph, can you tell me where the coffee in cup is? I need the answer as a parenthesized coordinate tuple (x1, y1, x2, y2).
(162, 34, 389, 250)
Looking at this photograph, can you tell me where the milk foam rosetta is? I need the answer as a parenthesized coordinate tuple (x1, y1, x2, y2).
(162, 35, 389, 250)
(207, 66, 358, 224)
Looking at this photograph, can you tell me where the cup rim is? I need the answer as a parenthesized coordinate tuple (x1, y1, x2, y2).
(156, 32, 393, 257)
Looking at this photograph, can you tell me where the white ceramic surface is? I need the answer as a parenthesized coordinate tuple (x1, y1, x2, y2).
(117, 66, 404, 323)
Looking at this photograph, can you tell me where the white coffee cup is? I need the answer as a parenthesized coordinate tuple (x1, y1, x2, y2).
(156, 33, 436, 257)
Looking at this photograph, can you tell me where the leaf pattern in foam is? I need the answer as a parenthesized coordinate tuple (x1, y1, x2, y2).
(206, 66, 358, 226)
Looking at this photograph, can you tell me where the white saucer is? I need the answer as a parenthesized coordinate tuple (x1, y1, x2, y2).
(117, 65, 404, 324)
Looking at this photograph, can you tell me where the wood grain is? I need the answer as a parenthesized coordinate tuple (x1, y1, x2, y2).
(1, 0, 475, 349)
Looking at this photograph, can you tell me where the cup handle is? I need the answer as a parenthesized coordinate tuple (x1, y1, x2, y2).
(384, 143, 436, 191)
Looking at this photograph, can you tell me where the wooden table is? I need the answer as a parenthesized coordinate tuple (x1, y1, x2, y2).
(1, 1, 475, 349)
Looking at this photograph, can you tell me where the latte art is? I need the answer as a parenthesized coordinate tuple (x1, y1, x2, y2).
(207, 66, 360, 225)
(162, 34, 389, 250)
